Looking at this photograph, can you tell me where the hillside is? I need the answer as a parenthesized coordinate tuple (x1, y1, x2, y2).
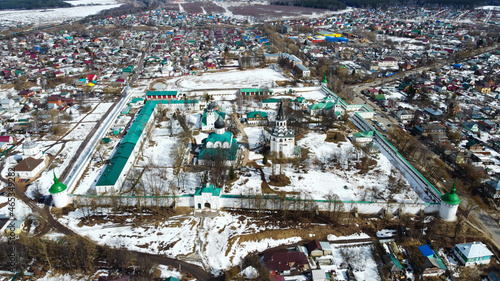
(0, 0, 71, 10)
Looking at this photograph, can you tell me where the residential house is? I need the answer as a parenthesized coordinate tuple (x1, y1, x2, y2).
(311, 269, 331, 281)
(466, 139, 483, 152)
(263, 250, 310, 276)
(487, 272, 500, 281)
(307, 240, 324, 257)
(417, 244, 447, 277)
(486, 180, 500, 199)
(18, 89, 35, 98)
(418, 123, 446, 138)
(379, 57, 398, 68)
(47, 94, 74, 109)
(1, 99, 15, 110)
(462, 121, 479, 133)
(395, 109, 414, 123)
(453, 242, 494, 266)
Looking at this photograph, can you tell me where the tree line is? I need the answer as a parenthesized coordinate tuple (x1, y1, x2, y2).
(0, 0, 70, 10)
(0, 235, 159, 280)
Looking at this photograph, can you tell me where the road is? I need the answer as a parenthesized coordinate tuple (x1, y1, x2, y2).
(12, 181, 214, 280)
(347, 44, 500, 252)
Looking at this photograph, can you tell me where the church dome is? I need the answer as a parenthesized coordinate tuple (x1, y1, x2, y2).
(49, 172, 67, 194)
(441, 182, 461, 205)
(214, 116, 225, 129)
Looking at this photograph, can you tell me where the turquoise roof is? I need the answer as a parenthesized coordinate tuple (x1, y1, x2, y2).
(354, 130, 374, 138)
(194, 184, 222, 196)
(199, 133, 239, 161)
(246, 111, 268, 118)
(205, 131, 233, 144)
(130, 97, 144, 104)
(389, 254, 404, 270)
(97, 100, 197, 187)
(240, 88, 273, 93)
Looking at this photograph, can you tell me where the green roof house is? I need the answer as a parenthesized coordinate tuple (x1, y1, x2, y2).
(246, 111, 268, 125)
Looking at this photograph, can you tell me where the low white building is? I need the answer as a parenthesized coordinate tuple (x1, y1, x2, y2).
(193, 184, 222, 210)
(453, 242, 494, 266)
(14, 157, 45, 178)
(378, 57, 398, 68)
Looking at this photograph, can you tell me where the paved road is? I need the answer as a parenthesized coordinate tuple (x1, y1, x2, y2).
(347, 45, 500, 252)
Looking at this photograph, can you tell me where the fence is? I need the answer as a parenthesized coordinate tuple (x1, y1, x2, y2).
(68, 193, 440, 215)
(350, 112, 442, 202)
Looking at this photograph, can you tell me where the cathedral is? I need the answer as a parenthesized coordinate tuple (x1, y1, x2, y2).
(198, 116, 240, 165)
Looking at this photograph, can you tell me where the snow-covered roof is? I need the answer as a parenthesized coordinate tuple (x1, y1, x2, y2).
(455, 242, 494, 258)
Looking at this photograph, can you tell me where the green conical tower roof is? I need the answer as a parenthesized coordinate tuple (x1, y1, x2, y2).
(49, 172, 67, 194)
(441, 182, 461, 205)
(321, 74, 328, 84)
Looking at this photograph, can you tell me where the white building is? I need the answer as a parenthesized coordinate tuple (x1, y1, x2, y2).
(378, 57, 398, 68)
(270, 102, 296, 158)
(453, 242, 494, 266)
(193, 184, 222, 210)
(201, 102, 225, 131)
(22, 135, 43, 159)
(14, 157, 45, 178)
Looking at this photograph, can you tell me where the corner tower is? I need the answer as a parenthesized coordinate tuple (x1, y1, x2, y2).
(49, 172, 69, 208)
(439, 182, 461, 221)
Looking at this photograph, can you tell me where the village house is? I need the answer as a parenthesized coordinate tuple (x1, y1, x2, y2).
(263, 250, 310, 276)
(453, 242, 494, 266)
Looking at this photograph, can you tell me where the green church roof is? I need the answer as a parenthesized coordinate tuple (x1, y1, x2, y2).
(441, 182, 461, 205)
(194, 184, 222, 196)
(49, 172, 67, 194)
(322, 74, 328, 84)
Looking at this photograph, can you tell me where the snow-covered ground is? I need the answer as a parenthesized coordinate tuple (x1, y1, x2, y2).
(59, 210, 302, 275)
(161, 68, 287, 91)
(0, 0, 122, 27)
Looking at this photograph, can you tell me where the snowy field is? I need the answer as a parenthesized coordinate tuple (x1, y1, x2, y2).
(0, 0, 122, 26)
(60, 210, 302, 275)
(160, 68, 287, 91)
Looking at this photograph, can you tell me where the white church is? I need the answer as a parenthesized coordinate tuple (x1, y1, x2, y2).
(270, 101, 296, 158)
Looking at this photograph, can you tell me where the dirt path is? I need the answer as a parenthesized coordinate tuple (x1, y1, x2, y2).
(11, 181, 214, 280)
(232, 104, 249, 166)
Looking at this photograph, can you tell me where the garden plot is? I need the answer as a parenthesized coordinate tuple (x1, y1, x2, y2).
(320, 244, 380, 281)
